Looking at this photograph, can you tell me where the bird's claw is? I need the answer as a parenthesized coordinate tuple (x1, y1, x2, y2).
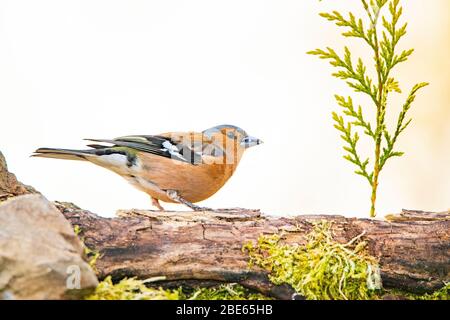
(191, 205, 213, 212)
(166, 190, 212, 212)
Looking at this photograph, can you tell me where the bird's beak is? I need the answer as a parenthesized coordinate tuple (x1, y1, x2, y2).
(241, 136, 263, 148)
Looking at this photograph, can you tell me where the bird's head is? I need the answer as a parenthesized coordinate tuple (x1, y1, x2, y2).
(203, 124, 263, 149)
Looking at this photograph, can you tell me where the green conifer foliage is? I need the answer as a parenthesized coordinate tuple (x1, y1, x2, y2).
(309, 0, 428, 217)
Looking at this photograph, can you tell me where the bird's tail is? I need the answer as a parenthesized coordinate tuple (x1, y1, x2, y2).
(31, 148, 96, 161)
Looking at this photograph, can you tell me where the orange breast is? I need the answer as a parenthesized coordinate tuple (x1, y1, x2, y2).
(135, 153, 240, 203)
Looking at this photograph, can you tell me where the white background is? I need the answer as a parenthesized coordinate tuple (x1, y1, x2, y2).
(1, 0, 449, 218)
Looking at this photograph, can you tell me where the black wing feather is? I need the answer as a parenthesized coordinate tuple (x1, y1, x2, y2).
(85, 135, 201, 165)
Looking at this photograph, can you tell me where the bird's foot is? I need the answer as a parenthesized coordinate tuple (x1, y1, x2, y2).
(166, 190, 212, 211)
(151, 197, 165, 211)
(188, 203, 213, 212)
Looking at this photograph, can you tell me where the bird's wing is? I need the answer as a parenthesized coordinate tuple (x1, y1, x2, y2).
(160, 132, 227, 158)
(86, 130, 230, 165)
(86, 134, 203, 165)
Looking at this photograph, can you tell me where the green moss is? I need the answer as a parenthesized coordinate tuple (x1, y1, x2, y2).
(416, 283, 449, 300)
(387, 283, 449, 300)
(73, 224, 81, 236)
(185, 283, 271, 300)
(86, 276, 181, 300)
(73, 225, 101, 272)
(85, 277, 270, 300)
(243, 221, 382, 300)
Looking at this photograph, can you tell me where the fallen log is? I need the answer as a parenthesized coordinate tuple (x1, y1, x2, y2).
(58, 205, 449, 299)
(1, 150, 448, 299)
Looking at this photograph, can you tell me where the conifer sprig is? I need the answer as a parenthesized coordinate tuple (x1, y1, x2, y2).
(309, 0, 428, 217)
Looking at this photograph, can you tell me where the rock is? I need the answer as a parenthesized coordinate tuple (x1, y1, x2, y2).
(0, 194, 98, 299)
(0, 151, 38, 202)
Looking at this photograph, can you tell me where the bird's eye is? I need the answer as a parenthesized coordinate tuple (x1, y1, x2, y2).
(227, 132, 235, 139)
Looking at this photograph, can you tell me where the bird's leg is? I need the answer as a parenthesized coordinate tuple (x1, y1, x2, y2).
(151, 197, 165, 211)
(166, 190, 211, 211)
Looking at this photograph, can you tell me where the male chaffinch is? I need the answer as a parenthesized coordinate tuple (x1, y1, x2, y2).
(32, 124, 263, 211)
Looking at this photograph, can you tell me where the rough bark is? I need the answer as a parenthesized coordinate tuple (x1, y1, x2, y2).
(58, 205, 449, 299)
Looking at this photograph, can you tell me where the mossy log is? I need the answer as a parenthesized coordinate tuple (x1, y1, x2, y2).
(58, 205, 449, 299)
(1, 150, 448, 299)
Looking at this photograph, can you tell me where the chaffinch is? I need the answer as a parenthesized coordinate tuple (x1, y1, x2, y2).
(32, 124, 263, 211)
